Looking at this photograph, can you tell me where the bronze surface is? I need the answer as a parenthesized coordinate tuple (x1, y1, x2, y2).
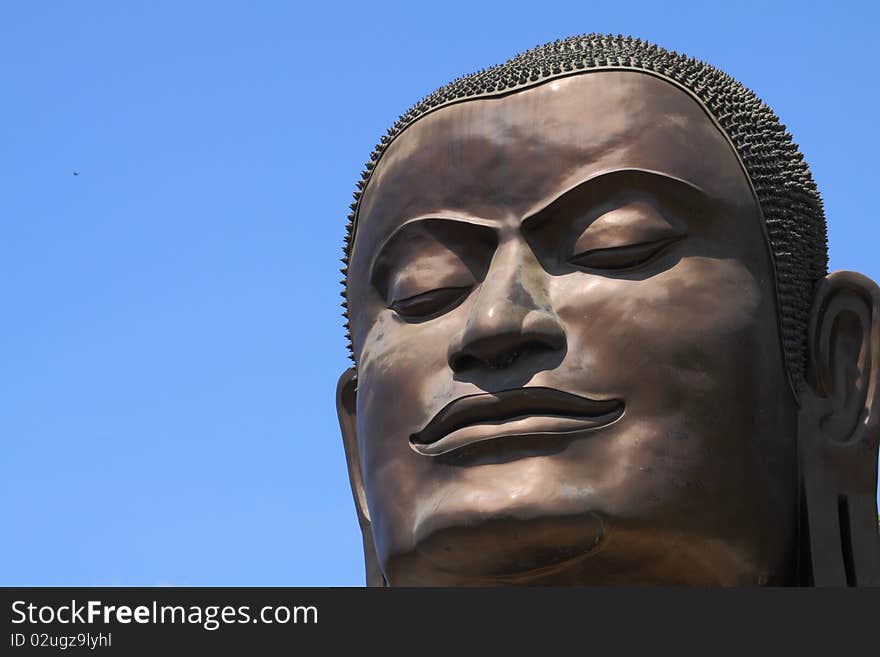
(337, 69, 880, 586)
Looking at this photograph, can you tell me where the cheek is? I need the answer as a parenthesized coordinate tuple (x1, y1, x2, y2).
(554, 255, 772, 401)
(551, 255, 795, 523)
(357, 309, 462, 429)
(553, 255, 792, 502)
(353, 308, 463, 508)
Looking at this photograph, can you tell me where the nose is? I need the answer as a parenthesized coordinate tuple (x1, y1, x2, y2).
(448, 239, 566, 373)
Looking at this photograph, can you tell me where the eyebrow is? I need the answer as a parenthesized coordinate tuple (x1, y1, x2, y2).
(369, 167, 708, 281)
(521, 167, 710, 226)
(368, 219, 497, 298)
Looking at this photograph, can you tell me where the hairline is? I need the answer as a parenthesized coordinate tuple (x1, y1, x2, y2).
(348, 66, 797, 399)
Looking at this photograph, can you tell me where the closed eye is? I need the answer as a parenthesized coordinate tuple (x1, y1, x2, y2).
(390, 286, 472, 320)
(568, 237, 681, 271)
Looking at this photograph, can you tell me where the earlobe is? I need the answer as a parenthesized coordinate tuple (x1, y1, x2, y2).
(336, 367, 386, 587)
(800, 271, 880, 586)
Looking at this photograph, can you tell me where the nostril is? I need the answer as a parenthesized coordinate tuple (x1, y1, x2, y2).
(449, 340, 558, 373)
(449, 352, 483, 373)
(488, 348, 524, 369)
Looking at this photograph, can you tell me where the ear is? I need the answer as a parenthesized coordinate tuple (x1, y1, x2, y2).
(800, 271, 880, 586)
(336, 367, 386, 587)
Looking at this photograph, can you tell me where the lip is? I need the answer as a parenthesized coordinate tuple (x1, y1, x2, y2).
(410, 387, 624, 457)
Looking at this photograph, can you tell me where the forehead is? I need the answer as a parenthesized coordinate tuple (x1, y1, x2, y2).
(351, 69, 757, 270)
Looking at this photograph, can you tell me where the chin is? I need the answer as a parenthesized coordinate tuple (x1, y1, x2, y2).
(384, 511, 794, 586)
(382, 502, 608, 586)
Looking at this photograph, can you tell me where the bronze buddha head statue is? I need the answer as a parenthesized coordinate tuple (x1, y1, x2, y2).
(335, 35, 880, 586)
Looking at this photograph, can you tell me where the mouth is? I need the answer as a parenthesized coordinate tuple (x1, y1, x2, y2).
(409, 387, 624, 457)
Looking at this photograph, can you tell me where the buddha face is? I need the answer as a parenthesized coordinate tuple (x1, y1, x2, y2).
(341, 71, 800, 585)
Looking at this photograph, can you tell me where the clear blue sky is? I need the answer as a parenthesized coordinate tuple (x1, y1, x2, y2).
(2, 1, 878, 586)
